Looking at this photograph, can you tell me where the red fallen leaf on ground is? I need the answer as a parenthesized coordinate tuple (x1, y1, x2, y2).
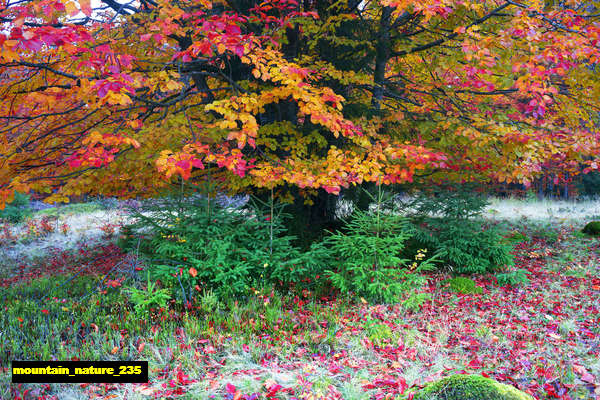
(264, 379, 283, 397)
(467, 357, 483, 369)
(398, 377, 409, 394)
(226, 383, 236, 394)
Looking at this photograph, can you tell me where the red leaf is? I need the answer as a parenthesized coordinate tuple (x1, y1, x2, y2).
(468, 357, 483, 369)
(398, 377, 408, 394)
(225, 383, 236, 394)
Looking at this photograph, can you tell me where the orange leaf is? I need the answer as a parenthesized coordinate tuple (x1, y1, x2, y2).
(79, 0, 92, 16)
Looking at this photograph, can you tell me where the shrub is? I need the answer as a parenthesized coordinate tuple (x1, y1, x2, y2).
(119, 194, 325, 301)
(402, 292, 432, 312)
(407, 183, 489, 219)
(496, 268, 530, 287)
(412, 218, 514, 274)
(125, 276, 171, 319)
(323, 208, 437, 303)
(0, 192, 31, 223)
(403, 186, 514, 275)
(443, 277, 483, 294)
(413, 374, 534, 400)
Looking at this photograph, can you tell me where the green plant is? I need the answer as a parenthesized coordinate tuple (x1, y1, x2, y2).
(412, 218, 514, 274)
(0, 192, 31, 223)
(402, 292, 432, 312)
(495, 268, 529, 287)
(504, 231, 529, 244)
(323, 189, 438, 303)
(125, 276, 171, 318)
(412, 374, 534, 400)
(443, 277, 483, 294)
(407, 184, 489, 219)
(365, 319, 394, 346)
(121, 189, 326, 301)
(403, 186, 514, 275)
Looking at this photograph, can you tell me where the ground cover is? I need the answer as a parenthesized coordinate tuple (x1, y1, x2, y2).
(1, 205, 599, 400)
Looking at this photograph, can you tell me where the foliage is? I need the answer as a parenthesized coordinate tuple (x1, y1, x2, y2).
(0, 192, 31, 223)
(582, 221, 600, 236)
(323, 205, 437, 303)
(121, 194, 325, 300)
(2, 0, 600, 227)
(443, 277, 483, 295)
(407, 184, 490, 219)
(402, 292, 432, 312)
(400, 186, 514, 275)
(575, 170, 600, 197)
(496, 268, 530, 287)
(413, 374, 534, 400)
(125, 276, 171, 319)
(412, 218, 514, 274)
(504, 231, 529, 244)
(2, 222, 600, 400)
(365, 318, 394, 347)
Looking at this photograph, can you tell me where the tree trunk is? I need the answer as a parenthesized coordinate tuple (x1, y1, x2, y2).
(372, 7, 393, 110)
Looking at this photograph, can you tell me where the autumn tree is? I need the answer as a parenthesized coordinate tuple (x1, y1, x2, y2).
(2, 0, 600, 233)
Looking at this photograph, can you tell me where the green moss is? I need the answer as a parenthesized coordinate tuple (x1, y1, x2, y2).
(443, 277, 483, 294)
(582, 221, 600, 236)
(413, 374, 534, 400)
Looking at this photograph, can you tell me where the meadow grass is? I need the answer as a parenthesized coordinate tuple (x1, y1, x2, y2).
(1, 198, 600, 399)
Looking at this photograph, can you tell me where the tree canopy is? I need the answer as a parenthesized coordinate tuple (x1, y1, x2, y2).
(1, 0, 600, 207)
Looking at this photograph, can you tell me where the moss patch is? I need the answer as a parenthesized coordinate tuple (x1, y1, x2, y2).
(414, 374, 534, 400)
(443, 277, 483, 294)
(582, 221, 600, 236)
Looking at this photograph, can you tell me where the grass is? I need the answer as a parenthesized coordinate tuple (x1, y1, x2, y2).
(33, 202, 104, 217)
(485, 196, 600, 221)
(1, 198, 600, 399)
